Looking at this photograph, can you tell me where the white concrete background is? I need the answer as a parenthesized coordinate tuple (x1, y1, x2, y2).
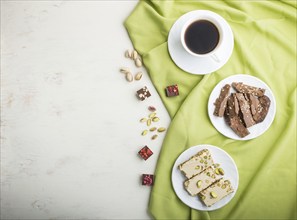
(0, 1, 170, 219)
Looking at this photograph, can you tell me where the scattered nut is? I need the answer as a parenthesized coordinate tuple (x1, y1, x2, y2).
(157, 127, 166, 132)
(132, 50, 138, 60)
(125, 50, 132, 58)
(120, 67, 130, 74)
(135, 58, 142, 67)
(134, 72, 143, 81)
(148, 106, 156, 112)
(125, 72, 133, 82)
(152, 117, 159, 122)
(147, 119, 152, 126)
(140, 118, 147, 123)
(149, 112, 156, 118)
(149, 127, 157, 132)
(141, 130, 148, 136)
(151, 134, 158, 140)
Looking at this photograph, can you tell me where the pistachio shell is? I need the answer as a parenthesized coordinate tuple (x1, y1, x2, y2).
(120, 67, 130, 74)
(134, 72, 143, 80)
(125, 50, 131, 58)
(125, 72, 133, 82)
(132, 50, 138, 60)
(135, 58, 142, 67)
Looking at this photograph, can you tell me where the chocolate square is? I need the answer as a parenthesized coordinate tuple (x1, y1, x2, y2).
(142, 174, 154, 186)
(138, 146, 153, 160)
(165, 84, 179, 97)
(136, 86, 151, 101)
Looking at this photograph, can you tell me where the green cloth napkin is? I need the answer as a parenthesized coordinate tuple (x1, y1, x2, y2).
(125, 1, 297, 219)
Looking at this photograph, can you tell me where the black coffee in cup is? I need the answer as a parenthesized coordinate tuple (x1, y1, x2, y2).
(184, 20, 220, 55)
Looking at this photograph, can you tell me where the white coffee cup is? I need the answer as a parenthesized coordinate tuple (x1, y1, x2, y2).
(180, 11, 224, 62)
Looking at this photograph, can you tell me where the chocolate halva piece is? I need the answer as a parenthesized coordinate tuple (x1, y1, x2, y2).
(138, 145, 153, 160)
(213, 84, 231, 117)
(142, 174, 154, 186)
(224, 94, 250, 138)
(178, 149, 214, 179)
(184, 166, 223, 196)
(247, 93, 259, 116)
(165, 84, 179, 97)
(250, 95, 271, 123)
(136, 86, 151, 101)
(198, 178, 234, 207)
(232, 82, 265, 97)
(235, 93, 255, 128)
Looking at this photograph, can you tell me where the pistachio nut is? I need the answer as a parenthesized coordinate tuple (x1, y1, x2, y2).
(151, 134, 158, 140)
(152, 117, 159, 122)
(135, 58, 142, 67)
(134, 71, 143, 81)
(149, 112, 156, 118)
(140, 118, 147, 123)
(157, 127, 166, 132)
(218, 168, 225, 175)
(132, 50, 138, 60)
(141, 130, 148, 136)
(125, 72, 133, 82)
(210, 191, 217, 198)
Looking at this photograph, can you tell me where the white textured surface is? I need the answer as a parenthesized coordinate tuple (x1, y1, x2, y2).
(0, 1, 170, 219)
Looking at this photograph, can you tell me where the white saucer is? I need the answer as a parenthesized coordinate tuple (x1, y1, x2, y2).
(168, 10, 234, 75)
(208, 74, 276, 140)
(171, 144, 239, 211)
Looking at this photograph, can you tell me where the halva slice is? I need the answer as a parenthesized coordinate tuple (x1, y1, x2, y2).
(213, 84, 231, 117)
(184, 166, 223, 196)
(224, 94, 250, 138)
(232, 82, 265, 97)
(235, 93, 255, 128)
(198, 178, 234, 207)
(178, 149, 214, 179)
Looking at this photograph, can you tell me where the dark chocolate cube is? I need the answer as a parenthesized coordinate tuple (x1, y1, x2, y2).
(142, 174, 154, 186)
(138, 146, 153, 160)
(137, 86, 151, 101)
(165, 84, 179, 97)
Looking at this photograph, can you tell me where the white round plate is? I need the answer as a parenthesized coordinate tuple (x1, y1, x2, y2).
(168, 10, 234, 75)
(172, 144, 239, 211)
(208, 74, 276, 140)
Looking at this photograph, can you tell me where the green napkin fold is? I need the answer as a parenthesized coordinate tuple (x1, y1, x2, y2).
(125, 1, 297, 219)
